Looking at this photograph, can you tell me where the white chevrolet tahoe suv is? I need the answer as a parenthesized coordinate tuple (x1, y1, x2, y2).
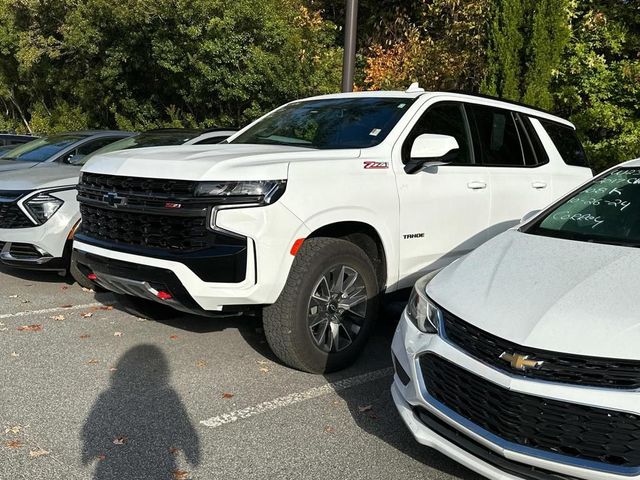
(73, 88, 592, 373)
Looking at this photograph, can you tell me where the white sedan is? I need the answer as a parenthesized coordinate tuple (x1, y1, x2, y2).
(392, 158, 640, 480)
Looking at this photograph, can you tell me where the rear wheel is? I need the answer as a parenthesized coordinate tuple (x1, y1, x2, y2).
(263, 237, 379, 373)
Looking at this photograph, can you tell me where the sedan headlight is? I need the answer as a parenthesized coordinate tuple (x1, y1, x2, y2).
(406, 274, 442, 334)
(24, 192, 64, 225)
(195, 180, 286, 205)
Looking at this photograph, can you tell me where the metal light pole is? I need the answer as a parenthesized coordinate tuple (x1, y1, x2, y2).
(341, 0, 358, 92)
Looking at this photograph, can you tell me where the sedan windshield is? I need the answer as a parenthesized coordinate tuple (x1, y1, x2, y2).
(528, 167, 640, 247)
(230, 97, 415, 149)
(0, 134, 87, 162)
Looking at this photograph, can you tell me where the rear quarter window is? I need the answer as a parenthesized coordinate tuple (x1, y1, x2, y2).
(539, 120, 589, 168)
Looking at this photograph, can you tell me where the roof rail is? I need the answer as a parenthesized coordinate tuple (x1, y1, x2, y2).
(445, 90, 557, 117)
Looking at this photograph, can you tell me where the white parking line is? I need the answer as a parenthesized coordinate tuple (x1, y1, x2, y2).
(200, 366, 394, 428)
(0, 302, 107, 319)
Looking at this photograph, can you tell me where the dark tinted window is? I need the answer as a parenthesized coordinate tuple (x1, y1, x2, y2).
(231, 97, 414, 149)
(529, 167, 640, 246)
(0, 134, 87, 162)
(404, 102, 472, 164)
(468, 105, 524, 166)
(540, 120, 589, 167)
(63, 136, 126, 164)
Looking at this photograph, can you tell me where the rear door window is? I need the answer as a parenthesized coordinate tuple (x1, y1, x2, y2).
(467, 104, 524, 167)
(539, 120, 589, 167)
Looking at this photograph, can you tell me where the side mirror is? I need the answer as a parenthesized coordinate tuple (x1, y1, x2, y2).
(405, 134, 459, 174)
(520, 210, 541, 224)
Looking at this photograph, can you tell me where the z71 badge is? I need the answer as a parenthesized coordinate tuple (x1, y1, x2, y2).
(363, 161, 389, 169)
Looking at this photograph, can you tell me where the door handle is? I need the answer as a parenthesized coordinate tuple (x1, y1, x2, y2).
(467, 181, 487, 190)
(532, 181, 548, 189)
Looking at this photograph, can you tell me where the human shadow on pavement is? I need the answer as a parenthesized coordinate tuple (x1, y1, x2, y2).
(81, 344, 200, 480)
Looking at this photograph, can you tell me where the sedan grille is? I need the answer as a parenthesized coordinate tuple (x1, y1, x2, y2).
(442, 310, 640, 389)
(421, 354, 640, 468)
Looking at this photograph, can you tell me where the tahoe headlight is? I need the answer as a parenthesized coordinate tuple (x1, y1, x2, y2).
(195, 180, 286, 205)
(24, 192, 64, 225)
(406, 274, 441, 334)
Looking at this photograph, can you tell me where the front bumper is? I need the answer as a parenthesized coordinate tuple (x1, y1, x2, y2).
(391, 311, 640, 480)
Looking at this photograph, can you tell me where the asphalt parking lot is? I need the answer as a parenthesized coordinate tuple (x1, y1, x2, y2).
(0, 266, 480, 480)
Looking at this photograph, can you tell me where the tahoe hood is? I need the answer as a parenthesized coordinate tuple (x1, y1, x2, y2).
(81, 144, 361, 181)
(428, 229, 640, 360)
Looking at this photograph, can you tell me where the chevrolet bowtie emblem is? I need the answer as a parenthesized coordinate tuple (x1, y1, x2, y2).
(499, 352, 544, 371)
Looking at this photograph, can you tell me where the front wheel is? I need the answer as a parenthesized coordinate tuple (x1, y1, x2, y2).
(263, 237, 379, 373)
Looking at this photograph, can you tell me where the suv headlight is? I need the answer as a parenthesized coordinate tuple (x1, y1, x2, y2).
(406, 274, 442, 334)
(195, 180, 286, 205)
(24, 192, 64, 225)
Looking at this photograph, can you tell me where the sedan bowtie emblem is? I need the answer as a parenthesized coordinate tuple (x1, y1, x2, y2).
(499, 352, 544, 370)
(103, 192, 127, 208)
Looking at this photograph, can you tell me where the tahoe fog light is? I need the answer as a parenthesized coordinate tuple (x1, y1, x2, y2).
(24, 192, 64, 224)
(406, 275, 441, 334)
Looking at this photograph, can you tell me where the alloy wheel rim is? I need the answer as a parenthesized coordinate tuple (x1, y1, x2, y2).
(307, 265, 368, 353)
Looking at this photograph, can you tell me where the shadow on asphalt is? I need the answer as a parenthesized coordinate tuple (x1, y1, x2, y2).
(0, 264, 74, 284)
(81, 345, 200, 479)
(326, 299, 482, 480)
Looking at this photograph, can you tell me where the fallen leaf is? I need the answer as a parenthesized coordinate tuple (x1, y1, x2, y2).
(259, 367, 269, 373)
(80, 312, 93, 318)
(323, 426, 335, 433)
(113, 332, 123, 337)
(79, 334, 90, 339)
(169, 447, 180, 455)
(99, 305, 113, 311)
(5, 440, 23, 448)
(358, 405, 373, 413)
(81, 287, 93, 293)
(24, 284, 33, 287)
(169, 335, 178, 340)
(51, 315, 65, 321)
(97, 454, 106, 461)
(60, 304, 73, 308)
(173, 470, 189, 480)
(112, 436, 128, 445)
(87, 359, 99, 365)
(256, 360, 269, 365)
(61, 286, 68, 290)
(10, 352, 18, 357)
(17, 324, 42, 332)
(21, 300, 30, 304)
(4, 426, 21, 434)
(29, 448, 50, 458)
(196, 360, 207, 368)
(222, 392, 234, 399)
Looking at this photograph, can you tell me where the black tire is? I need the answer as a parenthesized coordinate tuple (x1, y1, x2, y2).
(263, 237, 379, 373)
(117, 295, 180, 321)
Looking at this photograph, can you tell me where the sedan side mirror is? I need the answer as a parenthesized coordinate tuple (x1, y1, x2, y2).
(405, 134, 460, 174)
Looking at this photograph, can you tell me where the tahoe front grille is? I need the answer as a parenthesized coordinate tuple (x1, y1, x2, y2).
(79, 204, 212, 252)
(421, 354, 640, 468)
(442, 310, 640, 389)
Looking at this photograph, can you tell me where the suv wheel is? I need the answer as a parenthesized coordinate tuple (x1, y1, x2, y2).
(263, 237, 379, 373)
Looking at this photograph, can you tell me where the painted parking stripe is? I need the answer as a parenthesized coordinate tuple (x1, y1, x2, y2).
(0, 302, 107, 319)
(200, 366, 393, 428)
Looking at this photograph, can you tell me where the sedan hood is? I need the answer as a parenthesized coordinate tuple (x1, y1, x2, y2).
(0, 159, 39, 172)
(428, 230, 640, 360)
(0, 163, 80, 191)
(81, 144, 361, 181)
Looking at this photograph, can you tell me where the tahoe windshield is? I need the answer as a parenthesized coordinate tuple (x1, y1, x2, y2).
(230, 97, 414, 149)
(0, 134, 87, 162)
(528, 167, 640, 247)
